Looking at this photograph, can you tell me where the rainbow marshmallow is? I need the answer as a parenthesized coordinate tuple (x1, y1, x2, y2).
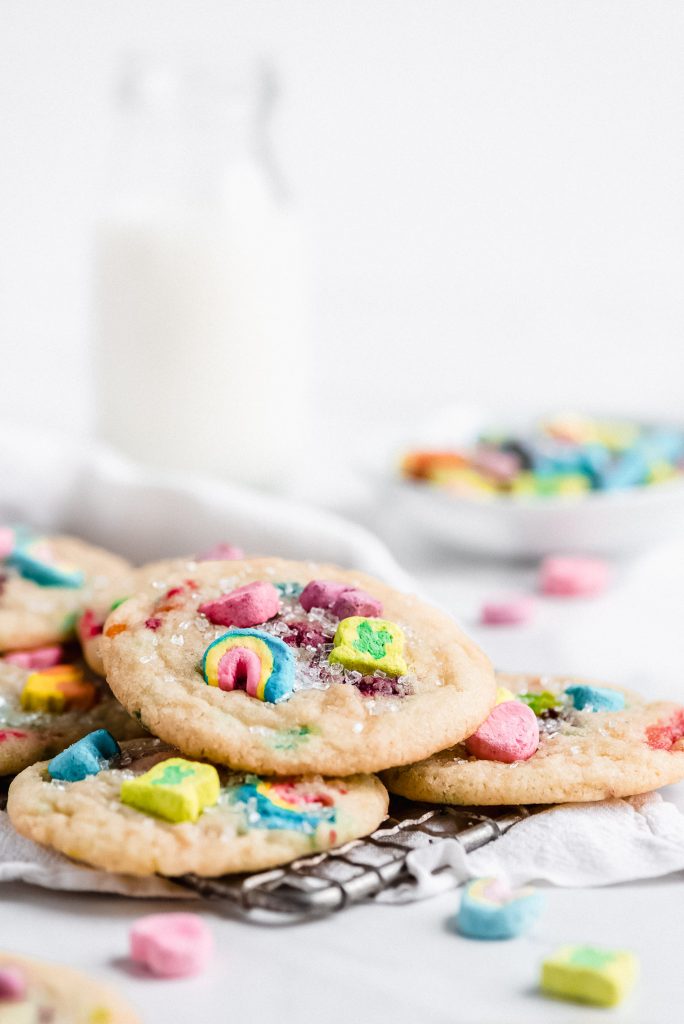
(328, 617, 407, 677)
(457, 878, 544, 940)
(232, 779, 336, 833)
(541, 945, 638, 1007)
(120, 757, 220, 823)
(202, 629, 295, 703)
(8, 534, 84, 588)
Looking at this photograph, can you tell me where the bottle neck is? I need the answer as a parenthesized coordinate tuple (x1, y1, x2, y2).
(108, 56, 280, 214)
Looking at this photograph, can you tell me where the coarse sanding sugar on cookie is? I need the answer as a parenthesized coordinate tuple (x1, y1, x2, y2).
(382, 672, 684, 805)
(0, 530, 130, 651)
(100, 557, 496, 776)
(8, 736, 390, 877)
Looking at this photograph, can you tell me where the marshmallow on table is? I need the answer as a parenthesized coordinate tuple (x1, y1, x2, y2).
(541, 945, 638, 1007)
(540, 555, 610, 597)
(199, 581, 280, 628)
(480, 595, 535, 626)
(465, 701, 539, 763)
(457, 878, 544, 940)
(130, 914, 214, 978)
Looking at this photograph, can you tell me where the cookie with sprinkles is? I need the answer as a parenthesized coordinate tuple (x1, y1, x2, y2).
(0, 952, 140, 1023)
(100, 557, 495, 776)
(7, 737, 389, 876)
(0, 657, 144, 775)
(78, 548, 245, 676)
(0, 528, 130, 651)
(382, 672, 684, 804)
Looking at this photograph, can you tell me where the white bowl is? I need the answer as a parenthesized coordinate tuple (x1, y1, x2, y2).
(390, 406, 684, 557)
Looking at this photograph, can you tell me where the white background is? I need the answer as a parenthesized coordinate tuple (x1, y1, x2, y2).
(2, 0, 684, 444)
(2, 10, 684, 1020)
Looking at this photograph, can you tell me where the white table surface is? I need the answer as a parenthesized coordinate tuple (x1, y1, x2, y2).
(2, 525, 684, 1024)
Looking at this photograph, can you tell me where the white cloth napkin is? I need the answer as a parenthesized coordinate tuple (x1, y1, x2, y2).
(0, 422, 411, 588)
(379, 791, 684, 902)
(0, 810, 186, 898)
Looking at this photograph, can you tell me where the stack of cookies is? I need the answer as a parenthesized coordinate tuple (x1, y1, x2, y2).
(3, 528, 684, 883)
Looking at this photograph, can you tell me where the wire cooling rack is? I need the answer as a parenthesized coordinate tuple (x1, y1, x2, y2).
(172, 797, 532, 923)
(0, 776, 531, 922)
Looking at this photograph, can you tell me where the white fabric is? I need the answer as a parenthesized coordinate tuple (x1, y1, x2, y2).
(379, 792, 684, 902)
(0, 422, 411, 588)
(0, 810, 185, 898)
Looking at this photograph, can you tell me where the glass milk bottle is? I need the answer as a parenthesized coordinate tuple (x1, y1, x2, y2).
(93, 57, 310, 489)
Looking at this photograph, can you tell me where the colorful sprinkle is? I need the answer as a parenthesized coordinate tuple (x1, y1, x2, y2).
(79, 609, 104, 640)
(0, 728, 29, 742)
(105, 622, 127, 638)
(645, 709, 684, 750)
(271, 725, 315, 750)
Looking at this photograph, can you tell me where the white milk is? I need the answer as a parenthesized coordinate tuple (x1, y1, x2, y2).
(93, 61, 310, 489)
